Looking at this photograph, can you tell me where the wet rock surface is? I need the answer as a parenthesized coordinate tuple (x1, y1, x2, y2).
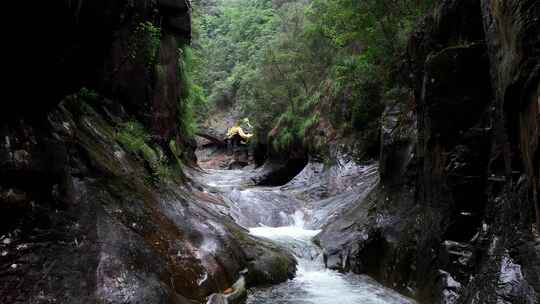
(316, 0, 540, 303)
(2, 2, 298, 302)
(0, 98, 296, 303)
(190, 156, 378, 230)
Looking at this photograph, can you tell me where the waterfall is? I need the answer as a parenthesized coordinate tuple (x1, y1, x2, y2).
(247, 222, 414, 304)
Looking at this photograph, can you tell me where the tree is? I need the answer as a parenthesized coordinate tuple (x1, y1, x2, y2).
(190, 0, 434, 154)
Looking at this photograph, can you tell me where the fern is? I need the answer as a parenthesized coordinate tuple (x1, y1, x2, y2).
(116, 121, 172, 184)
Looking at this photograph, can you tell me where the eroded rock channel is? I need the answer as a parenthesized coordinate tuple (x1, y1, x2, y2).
(189, 156, 415, 303)
(2, 0, 539, 303)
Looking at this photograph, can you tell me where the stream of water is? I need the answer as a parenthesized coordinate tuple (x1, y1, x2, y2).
(246, 215, 414, 304)
(193, 165, 414, 303)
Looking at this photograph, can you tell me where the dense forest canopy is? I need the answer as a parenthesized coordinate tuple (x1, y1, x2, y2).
(188, 0, 434, 156)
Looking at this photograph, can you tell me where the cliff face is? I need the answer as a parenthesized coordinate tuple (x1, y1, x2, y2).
(1, 1, 296, 303)
(11, 0, 191, 147)
(317, 0, 539, 303)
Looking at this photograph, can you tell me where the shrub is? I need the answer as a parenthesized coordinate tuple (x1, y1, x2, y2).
(77, 87, 99, 103)
(178, 46, 208, 139)
(128, 21, 162, 69)
(116, 121, 172, 184)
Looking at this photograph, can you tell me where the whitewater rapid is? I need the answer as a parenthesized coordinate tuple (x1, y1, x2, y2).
(247, 215, 414, 304)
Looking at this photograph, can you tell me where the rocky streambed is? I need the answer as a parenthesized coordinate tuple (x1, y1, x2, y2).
(189, 157, 416, 303)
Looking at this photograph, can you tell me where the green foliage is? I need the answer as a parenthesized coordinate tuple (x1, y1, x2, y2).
(169, 139, 184, 166)
(178, 46, 208, 139)
(311, 0, 433, 134)
(116, 121, 171, 183)
(77, 87, 99, 103)
(129, 21, 162, 69)
(116, 121, 151, 153)
(270, 97, 320, 153)
(191, 0, 434, 155)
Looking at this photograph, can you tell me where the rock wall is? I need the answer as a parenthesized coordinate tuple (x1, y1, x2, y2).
(11, 0, 192, 149)
(317, 0, 539, 303)
(1, 1, 296, 303)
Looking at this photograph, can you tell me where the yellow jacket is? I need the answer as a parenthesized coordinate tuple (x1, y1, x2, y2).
(226, 126, 253, 140)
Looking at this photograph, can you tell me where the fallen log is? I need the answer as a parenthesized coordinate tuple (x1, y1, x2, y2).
(196, 132, 227, 147)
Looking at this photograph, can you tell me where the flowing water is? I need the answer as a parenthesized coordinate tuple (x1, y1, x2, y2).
(192, 164, 414, 304)
(246, 215, 414, 304)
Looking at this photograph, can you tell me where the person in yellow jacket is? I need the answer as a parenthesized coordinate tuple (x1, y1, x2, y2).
(226, 118, 253, 145)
